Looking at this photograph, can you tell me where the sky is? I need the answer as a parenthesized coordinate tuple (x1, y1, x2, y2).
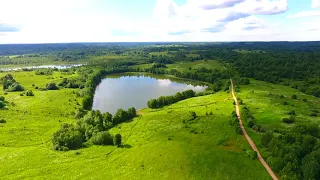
(0, 0, 320, 43)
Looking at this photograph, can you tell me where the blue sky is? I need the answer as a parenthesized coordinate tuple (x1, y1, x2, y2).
(0, 0, 320, 43)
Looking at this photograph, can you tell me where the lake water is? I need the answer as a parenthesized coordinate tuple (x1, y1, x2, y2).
(92, 73, 207, 114)
(0, 64, 84, 71)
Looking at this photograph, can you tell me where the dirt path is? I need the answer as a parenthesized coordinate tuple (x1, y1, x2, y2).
(230, 79, 278, 180)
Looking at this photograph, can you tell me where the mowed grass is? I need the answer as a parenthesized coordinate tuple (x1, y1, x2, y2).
(0, 78, 270, 180)
(236, 79, 320, 147)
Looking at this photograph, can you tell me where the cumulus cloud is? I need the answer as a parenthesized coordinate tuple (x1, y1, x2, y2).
(288, 11, 320, 18)
(235, 0, 288, 15)
(187, 0, 245, 10)
(312, 0, 320, 8)
(0, 24, 20, 32)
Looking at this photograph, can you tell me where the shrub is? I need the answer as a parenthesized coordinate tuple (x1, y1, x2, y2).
(0, 119, 6, 123)
(303, 98, 307, 102)
(26, 90, 34, 96)
(292, 94, 297, 99)
(113, 133, 122, 147)
(282, 116, 295, 124)
(283, 101, 288, 105)
(0, 96, 4, 101)
(91, 131, 113, 145)
(46, 82, 59, 90)
(248, 120, 255, 128)
(0, 101, 5, 109)
(247, 150, 258, 160)
(52, 123, 84, 150)
(310, 113, 318, 117)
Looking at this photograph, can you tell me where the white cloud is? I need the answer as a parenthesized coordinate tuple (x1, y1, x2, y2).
(288, 10, 320, 18)
(312, 0, 320, 8)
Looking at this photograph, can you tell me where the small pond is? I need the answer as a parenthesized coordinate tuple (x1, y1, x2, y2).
(92, 73, 208, 114)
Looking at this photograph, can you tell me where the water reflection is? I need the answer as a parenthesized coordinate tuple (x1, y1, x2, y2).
(93, 75, 207, 114)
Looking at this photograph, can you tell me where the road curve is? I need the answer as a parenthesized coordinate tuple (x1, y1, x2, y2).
(230, 79, 278, 180)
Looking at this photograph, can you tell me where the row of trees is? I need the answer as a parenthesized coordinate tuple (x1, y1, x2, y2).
(52, 107, 136, 151)
(147, 90, 196, 109)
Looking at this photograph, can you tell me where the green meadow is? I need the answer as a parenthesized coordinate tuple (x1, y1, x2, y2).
(236, 79, 320, 147)
(0, 71, 269, 179)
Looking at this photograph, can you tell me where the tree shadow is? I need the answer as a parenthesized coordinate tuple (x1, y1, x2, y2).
(121, 144, 132, 148)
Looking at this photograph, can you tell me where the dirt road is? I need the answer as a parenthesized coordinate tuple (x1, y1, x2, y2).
(230, 79, 278, 180)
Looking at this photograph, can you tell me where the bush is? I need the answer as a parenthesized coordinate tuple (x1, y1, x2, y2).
(248, 120, 255, 128)
(292, 94, 297, 99)
(114, 133, 122, 147)
(26, 90, 34, 96)
(282, 116, 295, 124)
(303, 98, 307, 102)
(283, 101, 288, 105)
(46, 82, 59, 90)
(0, 101, 5, 109)
(0, 96, 4, 101)
(52, 124, 84, 150)
(0, 119, 6, 123)
(91, 131, 113, 145)
(247, 150, 258, 160)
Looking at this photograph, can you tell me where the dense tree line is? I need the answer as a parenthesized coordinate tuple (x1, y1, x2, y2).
(147, 90, 196, 109)
(52, 107, 136, 151)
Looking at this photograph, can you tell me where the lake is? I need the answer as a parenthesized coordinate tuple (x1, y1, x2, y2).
(0, 64, 84, 71)
(92, 73, 207, 114)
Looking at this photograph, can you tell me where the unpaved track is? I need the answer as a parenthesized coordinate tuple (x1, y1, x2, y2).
(230, 79, 278, 180)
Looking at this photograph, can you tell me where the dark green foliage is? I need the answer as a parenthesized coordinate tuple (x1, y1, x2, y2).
(35, 69, 53, 75)
(91, 131, 113, 145)
(113, 107, 136, 125)
(282, 116, 295, 124)
(283, 101, 288, 105)
(248, 120, 255, 128)
(26, 90, 34, 96)
(247, 150, 258, 160)
(46, 82, 59, 90)
(1, 74, 24, 92)
(0, 96, 4, 101)
(189, 111, 197, 120)
(303, 98, 308, 102)
(75, 108, 86, 119)
(239, 78, 250, 85)
(230, 111, 242, 134)
(59, 78, 84, 89)
(147, 90, 195, 108)
(287, 110, 296, 116)
(261, 131, 273, 148)
(52, 123, 84, 151)
(114, 133, 122, 147)
(0, 119, 6, 123)
(0, 101, 5, 109)
(263, 123, 320, 179)
(82, 95, 93, 110)
(292, 94, 297, 99)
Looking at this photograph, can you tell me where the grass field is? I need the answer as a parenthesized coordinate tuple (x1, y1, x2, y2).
(236, 79, 320, 147)
(167, 60, 224, 71)
(132, 60, 224, 71)
(0, 71, 270, 179)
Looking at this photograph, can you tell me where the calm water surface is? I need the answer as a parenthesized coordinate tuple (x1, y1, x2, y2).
(93, 74, 207, 114)
(0, 64, 83, 71)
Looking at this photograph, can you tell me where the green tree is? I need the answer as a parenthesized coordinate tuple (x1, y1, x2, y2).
(114, 133, 122, 147)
